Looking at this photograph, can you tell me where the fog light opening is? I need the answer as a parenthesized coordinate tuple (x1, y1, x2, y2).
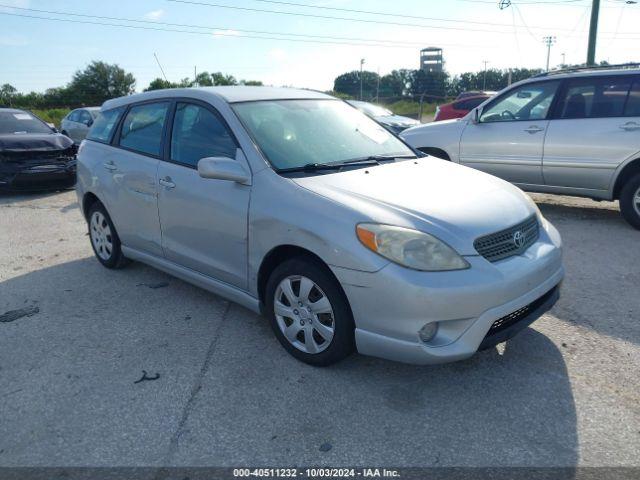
(418, 322, 438, 343)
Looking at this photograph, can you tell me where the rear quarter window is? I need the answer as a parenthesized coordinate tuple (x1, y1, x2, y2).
(86, 107, 125, 144)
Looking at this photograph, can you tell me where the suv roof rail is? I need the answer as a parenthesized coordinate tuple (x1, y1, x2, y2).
(533, 63, 640, 78)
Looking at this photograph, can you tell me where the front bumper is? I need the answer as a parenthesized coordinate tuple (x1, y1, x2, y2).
(0, 159, 76, 191)
(331, 223, 564, 365)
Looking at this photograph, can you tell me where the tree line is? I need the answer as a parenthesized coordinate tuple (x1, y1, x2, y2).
(0, 61, 263, 109)
(333, 67, 545, 101)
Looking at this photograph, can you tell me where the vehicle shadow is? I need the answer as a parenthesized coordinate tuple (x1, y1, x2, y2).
(0, 189, 73, 206)
(535, 199, 640, 347)
(0, 257, 578, 470)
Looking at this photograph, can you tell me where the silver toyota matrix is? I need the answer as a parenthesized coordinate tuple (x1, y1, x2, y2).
(76, 87, 564, 366)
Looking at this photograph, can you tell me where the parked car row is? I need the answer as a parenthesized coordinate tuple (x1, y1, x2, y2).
(401, 67, 640, 229)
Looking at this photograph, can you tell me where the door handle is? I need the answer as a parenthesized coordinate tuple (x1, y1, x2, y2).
(103, 161, 117, 171)
(524, 126, 544, 134)
(159, 177, 176, 189)
(619, 122, 640, 131)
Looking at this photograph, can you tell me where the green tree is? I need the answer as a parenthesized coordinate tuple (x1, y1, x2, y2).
(333, 70, 379, 100)
(67, 61, 136, 105)
(0, 84, 17, 106)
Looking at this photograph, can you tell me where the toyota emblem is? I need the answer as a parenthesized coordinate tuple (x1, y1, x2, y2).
(513, 230, 526, 248)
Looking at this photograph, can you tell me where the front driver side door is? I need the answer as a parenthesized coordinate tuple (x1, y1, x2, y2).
(459, 80, 560, 186)
(157, 101, 251, 289)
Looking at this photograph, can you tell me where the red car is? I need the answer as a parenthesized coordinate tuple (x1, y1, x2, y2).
(434, 95, 490, 121)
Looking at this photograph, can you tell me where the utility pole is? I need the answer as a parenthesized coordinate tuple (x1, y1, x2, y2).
(482, 60, 489, 91)
(194, 66, 198, 87)
(587, 0, 600, 66)
(359, 58, 365, 101)
(543, 36, 556, 72)
(561, 53, 566, 66)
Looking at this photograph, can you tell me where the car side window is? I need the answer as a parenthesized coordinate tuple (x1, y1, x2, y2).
(79, 110, 93, 126)
(86, 107, 125, 144)
(170, 102, 237, 168)
(558, 77, 632, 119)
(119, 102, 169, 157)
(68, 110, 79, 122)
(480, 81, 559, 123)
(624, 80, 640, 117)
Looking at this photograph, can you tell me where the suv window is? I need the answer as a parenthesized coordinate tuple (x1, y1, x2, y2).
(87, 107, 125, 144)
(624, 80, 640, 117)
(481, 81, 559, 123)
(558, 77, 632, 119)
(119, 102, 169, 156)
(170, 102, 237, 167)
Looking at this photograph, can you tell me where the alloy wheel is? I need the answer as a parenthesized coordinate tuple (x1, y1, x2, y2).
(273, 275, 335, 354)
(634, 186, 640, 217)
(90, 211, 113, 261)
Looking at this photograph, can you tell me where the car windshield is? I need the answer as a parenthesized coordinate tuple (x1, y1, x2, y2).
(233, 99, 413, 171)
(0, 111, 52, 135)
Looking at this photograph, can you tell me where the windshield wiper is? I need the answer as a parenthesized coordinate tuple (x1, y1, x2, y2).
(276, 162, 343, 173)
(337, 154, 417, 166)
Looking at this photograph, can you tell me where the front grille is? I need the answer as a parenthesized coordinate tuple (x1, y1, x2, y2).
(487, 287, 556, 336)
(473, 215, 539, 262)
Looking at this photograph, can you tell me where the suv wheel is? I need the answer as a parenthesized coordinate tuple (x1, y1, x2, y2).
(619, 173, 640, 230)
(265, 258, 355, 366)
(87, 202, 130, 269)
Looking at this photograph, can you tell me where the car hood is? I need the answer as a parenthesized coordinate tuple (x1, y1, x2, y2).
(376, 114, 419, 127)
(0, 133, 73, 153)
(292, 159, 537, 255)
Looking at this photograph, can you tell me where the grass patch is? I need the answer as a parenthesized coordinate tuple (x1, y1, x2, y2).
(379, 100, 437, 121)
(30, 108, 70, 129)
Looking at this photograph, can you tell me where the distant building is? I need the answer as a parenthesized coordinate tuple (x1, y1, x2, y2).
(420, 47, 443, 73)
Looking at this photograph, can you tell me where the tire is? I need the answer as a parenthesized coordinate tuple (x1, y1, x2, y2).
(265, 257, 355, 366)
(619, 173, 640, 230)
(87, 202, 130, 269)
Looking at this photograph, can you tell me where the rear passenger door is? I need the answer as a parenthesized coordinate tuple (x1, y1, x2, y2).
(105, 101, 169, 257)
(157, 100, 251, 289)
(543, 75, 640, 192)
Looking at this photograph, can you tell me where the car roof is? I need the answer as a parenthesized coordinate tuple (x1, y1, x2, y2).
(523, 67, 640, 83)
(102, 86, 334, 110)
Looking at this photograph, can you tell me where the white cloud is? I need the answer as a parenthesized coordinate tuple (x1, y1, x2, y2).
(212, 30, 240, 38)
(0, 34, 29, 46)
(144, 9, 165, 20)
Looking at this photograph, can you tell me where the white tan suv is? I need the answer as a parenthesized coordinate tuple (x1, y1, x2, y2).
(401, 66, 640, 229)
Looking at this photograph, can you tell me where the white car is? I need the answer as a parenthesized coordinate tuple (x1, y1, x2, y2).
(401, 66, 640, 229)
(60, 107, 100, 144)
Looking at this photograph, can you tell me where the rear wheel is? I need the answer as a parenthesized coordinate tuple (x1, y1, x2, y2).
(87, 202, 130, 268)
(619, 173, 640, 230)
(265, 257, 355, 366)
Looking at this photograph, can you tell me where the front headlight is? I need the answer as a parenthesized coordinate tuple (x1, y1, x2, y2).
(356, 223, 469, 271)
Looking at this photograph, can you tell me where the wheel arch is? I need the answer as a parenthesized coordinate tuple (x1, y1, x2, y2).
(416, 147, 451, 161)
(256, 245, 352, 316)
(613, 158, 640, 199)
(82, 191, 102, 221)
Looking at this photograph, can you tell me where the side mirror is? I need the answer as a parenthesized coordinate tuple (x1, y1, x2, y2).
(86, 119, 94, 127)
(472, 107, 481, 124)
(198, 156, 251, 185)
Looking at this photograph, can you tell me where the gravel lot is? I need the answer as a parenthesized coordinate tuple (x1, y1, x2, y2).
(0, 189, 638, 468)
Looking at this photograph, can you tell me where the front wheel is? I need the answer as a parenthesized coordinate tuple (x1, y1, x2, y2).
(265, 258, 355, 366)
(619, 173, 640, 230)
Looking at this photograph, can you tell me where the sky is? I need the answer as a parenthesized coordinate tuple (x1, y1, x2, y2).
(1, 0, 639, 94)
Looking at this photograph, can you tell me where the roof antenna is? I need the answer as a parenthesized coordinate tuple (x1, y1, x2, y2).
(154, 52, 169, 82)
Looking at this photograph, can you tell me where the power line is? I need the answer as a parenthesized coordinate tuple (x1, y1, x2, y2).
(164, 0, 619, 34)
(0, 11, 499, 49)
(0, 4, 505, 47)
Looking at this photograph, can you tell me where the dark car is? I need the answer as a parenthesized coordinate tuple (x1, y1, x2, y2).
(346, 100, 419, 134)
(0, 108, 76, 191)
